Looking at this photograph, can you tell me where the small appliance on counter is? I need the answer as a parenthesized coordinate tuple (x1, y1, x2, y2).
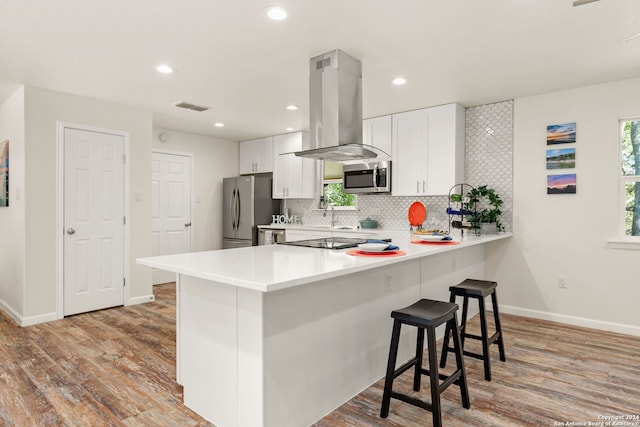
(258, 228, 286, 245)
(359, 218, 378, 229)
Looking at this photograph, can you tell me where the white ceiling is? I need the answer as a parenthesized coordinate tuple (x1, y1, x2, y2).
(1, 0, 639, 142)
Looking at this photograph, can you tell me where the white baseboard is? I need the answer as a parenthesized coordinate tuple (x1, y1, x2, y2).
(501, 305, 640, 337)
(2, 294, 156, 327)
(21, 311, 58, 326)
(127, 294, 156, 306)
(0, 298, 22, 326)
(0, 299, 59, 326)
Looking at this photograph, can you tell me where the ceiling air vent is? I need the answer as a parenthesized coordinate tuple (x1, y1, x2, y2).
(174, 101, 209, 112)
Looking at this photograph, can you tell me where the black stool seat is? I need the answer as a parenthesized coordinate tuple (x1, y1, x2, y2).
(391, 299, 459, 327)
(441, 278, 506, 381)
(380, 299, 470, 427)
(449, 278, 497, 297)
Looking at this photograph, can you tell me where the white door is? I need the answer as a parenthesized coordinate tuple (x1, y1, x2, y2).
(63, 127, 125, 316)
(151, 152, 192, 285)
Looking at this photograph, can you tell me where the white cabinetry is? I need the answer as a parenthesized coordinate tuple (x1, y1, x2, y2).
(284, 230, 309, 242)
(391, 103, 464, 196)
(285, 229, 329, 242)
(272, 132, 316, 199)
(285, 228, 375, 242)
(239, 136, 273, 175)
(363, 115, 392, 160)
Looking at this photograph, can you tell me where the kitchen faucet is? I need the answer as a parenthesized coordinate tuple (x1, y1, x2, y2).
(323, 204, 336, 227)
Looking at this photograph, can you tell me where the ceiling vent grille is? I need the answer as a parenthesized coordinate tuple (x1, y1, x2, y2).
(174, 101, 209, 112)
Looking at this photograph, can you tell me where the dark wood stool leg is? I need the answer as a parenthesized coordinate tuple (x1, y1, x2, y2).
(439, 292, 457, 368)
(380, 319, 402, 418)
(450, 314, 470, 408)
(427, 326, 442, 427)
(413, 327, 425, 391)
(491, 291, 506, 362)
(459, 295, 470, 348)
(478, 296, 492, 381)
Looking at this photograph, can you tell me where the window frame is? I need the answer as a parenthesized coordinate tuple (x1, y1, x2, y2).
(322, 162, 357, 210)
(617, 118, 640, 242)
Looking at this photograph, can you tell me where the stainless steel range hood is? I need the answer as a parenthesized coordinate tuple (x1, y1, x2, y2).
(294, 49, 377, 161)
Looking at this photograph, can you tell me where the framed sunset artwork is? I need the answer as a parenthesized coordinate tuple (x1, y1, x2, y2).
(547, 123, 576, 145)
(547, 173, 576, 194)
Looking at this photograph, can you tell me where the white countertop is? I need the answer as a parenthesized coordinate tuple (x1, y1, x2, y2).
(137, 232, 512, 293)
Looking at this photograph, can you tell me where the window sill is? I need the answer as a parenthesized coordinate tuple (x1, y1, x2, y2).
(312, 207, 359, 212)
(607, 239, 640, 250)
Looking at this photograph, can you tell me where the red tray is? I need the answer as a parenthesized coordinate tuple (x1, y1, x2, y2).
(411, 240, 460, 245)
(346, 250, 407, 257)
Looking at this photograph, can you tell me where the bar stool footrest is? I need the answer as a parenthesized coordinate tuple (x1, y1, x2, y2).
(390, 391, 433, 412)
(393, 357, 420, 379)
(443, 347, 497, 362)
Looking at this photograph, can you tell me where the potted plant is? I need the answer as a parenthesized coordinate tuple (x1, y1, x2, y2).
(466, 185, 504, 233)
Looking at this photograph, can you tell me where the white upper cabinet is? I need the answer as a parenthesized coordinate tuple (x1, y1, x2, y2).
(363, 115, 392, 161)
(272, 132, 316, 199)
(239, 136, 273, 175)
(391, 103, 465, 196)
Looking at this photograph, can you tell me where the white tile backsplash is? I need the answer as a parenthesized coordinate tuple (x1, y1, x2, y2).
(285, 101, 514, 232)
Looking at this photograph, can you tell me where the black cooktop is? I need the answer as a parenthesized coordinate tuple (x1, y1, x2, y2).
(279, 237, 368, 250)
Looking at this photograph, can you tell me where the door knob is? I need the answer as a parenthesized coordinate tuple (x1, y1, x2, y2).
(185, 222, 192, 227)
(66, 228, 76, 235)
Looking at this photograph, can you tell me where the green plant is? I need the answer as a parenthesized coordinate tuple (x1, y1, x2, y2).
(323, 182, 355, 207)
(466, 185, 504, 231)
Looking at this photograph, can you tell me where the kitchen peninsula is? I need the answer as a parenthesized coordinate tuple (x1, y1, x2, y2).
(137, 231, 511, 427)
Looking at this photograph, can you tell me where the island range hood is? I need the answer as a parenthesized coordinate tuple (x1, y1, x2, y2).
(294, 49, 377, 161)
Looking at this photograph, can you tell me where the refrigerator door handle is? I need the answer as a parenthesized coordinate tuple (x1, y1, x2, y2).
(235, 187, 241, 230)
(230, 188, 237, 229)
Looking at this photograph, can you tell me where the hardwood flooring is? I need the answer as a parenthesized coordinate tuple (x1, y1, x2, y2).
(1, 284, 638, 427)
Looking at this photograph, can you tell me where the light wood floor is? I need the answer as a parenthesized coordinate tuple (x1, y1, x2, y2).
(1, 284, 638, 426)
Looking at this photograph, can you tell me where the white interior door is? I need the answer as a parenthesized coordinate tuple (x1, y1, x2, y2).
(151, 152, 192, 285)
(63, 127, 125, 316)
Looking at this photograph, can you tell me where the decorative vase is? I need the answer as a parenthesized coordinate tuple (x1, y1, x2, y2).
(480, 222, 498, 234)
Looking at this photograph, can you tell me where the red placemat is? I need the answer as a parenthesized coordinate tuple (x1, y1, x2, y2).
(411, 240, 460, 245)
(346, 250, 407, 257)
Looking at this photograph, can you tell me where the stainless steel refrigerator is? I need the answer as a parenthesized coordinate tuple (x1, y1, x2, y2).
(223, 175, 277, 249)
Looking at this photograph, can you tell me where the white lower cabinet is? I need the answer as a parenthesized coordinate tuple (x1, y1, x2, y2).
(285, 229, 375, 242)
(272, 132, 316, 199)
(392, 103, 464, 196)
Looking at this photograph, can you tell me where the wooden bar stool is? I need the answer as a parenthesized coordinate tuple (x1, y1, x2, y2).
(380, 299, 470, 427)
(440, 279, 506, 381)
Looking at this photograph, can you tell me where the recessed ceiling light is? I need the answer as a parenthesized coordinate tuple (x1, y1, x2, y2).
(266, 6, 288, 20)
(286, 127, 293, 131)
(286, 104, 299, 111)
(214, 122, 225, 128)
(392, 77, 407, 86)
(156, 64, 175, 74)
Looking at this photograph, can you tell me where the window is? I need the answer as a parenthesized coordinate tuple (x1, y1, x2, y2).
(323, 161, 356, 209)
(619, 119, 640, 238)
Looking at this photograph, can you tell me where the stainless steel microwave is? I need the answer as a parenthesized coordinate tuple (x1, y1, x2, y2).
(342, 161, 391, 194)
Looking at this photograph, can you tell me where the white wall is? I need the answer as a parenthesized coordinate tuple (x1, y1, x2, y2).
(487, 77, 640, 336)
(0, 87, 25, 322)
(22, 86, 153, 323)
(152, 127, 238, 251)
